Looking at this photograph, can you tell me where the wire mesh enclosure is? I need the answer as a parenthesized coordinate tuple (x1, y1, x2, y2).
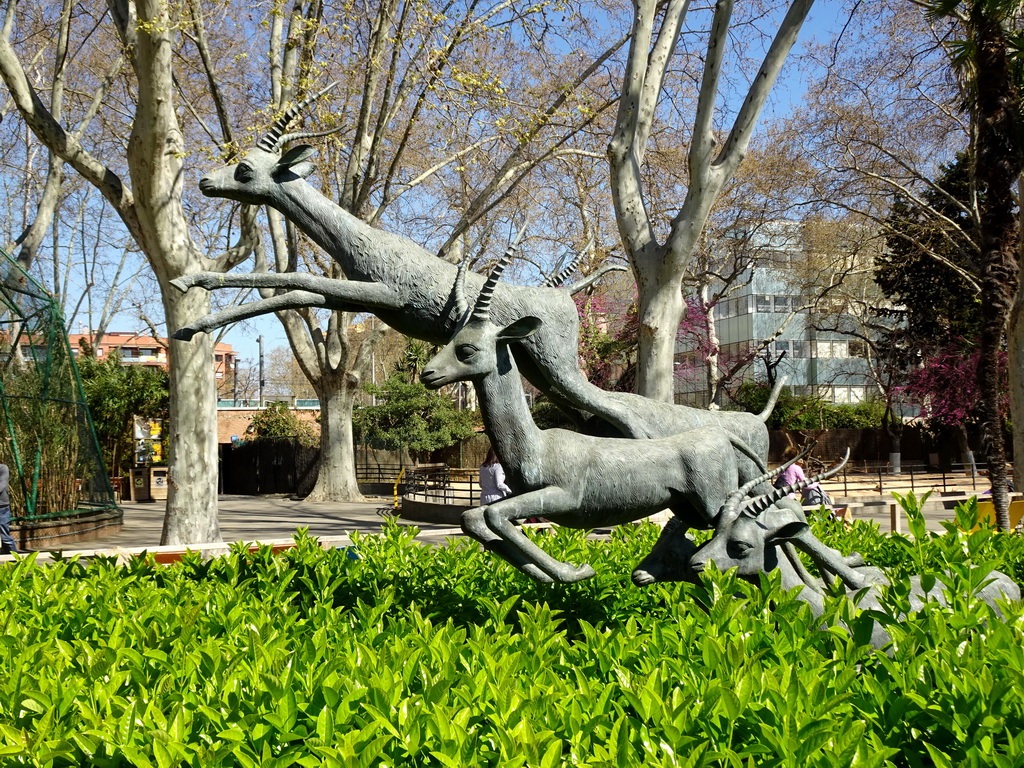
(0, 250, 119, 531)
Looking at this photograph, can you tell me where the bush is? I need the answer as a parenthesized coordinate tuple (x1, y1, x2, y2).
(77, 354, 169, 477)
(355, 375, 476, 462)
(732, 381, 887, 429)
(245, 401, 318, 447)
(0, 505, 1022, 765)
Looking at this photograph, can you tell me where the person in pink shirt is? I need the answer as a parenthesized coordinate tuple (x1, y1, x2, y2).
(776, 446, 831, 510)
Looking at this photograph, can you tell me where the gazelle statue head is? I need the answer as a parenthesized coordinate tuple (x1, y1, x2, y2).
(198, 83, 339, 205)
(421, 223, 537, 389)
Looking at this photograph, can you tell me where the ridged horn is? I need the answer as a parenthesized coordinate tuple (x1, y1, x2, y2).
(451, 255, 470, 326)
(471, 219, 528, 323)
(742, 448, 850, 518)
(715, 443, 816, 527)
(542, 238, 592, 288)
(256, 82, 339, 153)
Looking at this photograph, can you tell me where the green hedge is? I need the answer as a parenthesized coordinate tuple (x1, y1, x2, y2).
(1, 500, 1023, 767)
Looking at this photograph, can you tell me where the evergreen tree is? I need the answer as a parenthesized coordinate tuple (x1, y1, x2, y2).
(875, 154, 982, 350)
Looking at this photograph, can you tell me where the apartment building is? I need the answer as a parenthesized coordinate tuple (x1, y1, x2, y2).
(67, 331, 237, 384)
(675, 221, 877, 407)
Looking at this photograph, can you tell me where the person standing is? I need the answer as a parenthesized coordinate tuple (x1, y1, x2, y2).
(479, 447, 512, 505)
(0, 464, 18, 555)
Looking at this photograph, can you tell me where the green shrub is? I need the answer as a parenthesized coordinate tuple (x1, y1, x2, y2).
(245, 401, 318, 447)
(731, 381, 887, 429)
(355, 375, 477, 463)
(0, 506, 1022, 766)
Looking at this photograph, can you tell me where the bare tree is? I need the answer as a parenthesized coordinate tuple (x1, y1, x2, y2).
(609, 0, 815, 401)
(789, 0, 1022, 523)
(0, 0, 262, 544)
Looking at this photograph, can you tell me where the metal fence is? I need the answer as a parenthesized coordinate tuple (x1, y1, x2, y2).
(402, 466, 479, 506)
(355, 463, 405, 484)
(816, 460, 1008, 498)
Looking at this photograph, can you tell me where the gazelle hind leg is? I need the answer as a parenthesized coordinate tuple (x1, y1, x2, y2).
(461, 507, 553, 583)
(481, 488, 596, 583)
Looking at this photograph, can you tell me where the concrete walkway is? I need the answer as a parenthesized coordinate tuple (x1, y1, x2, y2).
(9, 486, 993, 563)
(10, 495, 463, 562)
(95, 495, 464, 547)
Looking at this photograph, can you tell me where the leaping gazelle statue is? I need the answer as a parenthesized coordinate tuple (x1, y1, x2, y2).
(177, 85, 783, 456)
(420, 253, 774, 583)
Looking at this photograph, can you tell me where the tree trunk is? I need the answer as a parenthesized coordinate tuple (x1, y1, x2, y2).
(161, 285, 221, 545)
(304, 375, 363, 502)
(884, 408, 903, 475)
(636, 273, 684, 401)
(972, 6, 1020, 530)
(956, 425, 977, 478)
(1009, 292, 1024, 493)
(702, 284, 720, 408)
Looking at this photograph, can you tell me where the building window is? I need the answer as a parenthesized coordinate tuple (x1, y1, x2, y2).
(755, 295, 771, 313)
(774, 340, 790, 356)
(849, 340, 867, 358)
(774, 296, 791, 313)
(791, 340, 807, 358)
(813, 340, 851, 359)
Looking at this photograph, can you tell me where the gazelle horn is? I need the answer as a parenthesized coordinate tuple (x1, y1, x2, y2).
(451, 256, 470, 324)
(256, 82, 340, 152)
(542, 238, 592, 288)
(715, 442, 816, 527)
(471, 219, 529, 323)
(743, 448, 851, 518)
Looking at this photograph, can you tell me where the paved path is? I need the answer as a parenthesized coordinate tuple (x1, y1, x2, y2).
(17, 495, 462, 561)
(14, 487, 990, 562)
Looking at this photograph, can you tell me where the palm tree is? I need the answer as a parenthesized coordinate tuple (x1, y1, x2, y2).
(925, 0, 1024, 529)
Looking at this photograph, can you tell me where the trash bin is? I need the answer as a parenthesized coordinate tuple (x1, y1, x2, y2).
(150, 467, 169, 500)
(131, 467, 152, 502)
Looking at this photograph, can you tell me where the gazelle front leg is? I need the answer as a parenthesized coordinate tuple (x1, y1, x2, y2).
(171, 291, 336, 341)
(478, 487, 596, 583)
(171, 271, 403, 311)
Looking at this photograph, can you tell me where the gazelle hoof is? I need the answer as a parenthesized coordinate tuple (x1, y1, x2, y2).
(171, 327, 198, 341)
(632, 569, 655, 586)
(560, 563, 595, 583)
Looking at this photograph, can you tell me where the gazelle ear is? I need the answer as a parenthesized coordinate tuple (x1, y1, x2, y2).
(278, 145, 316, 166)
(497, 316, 542, 342)
(769, 521, 809, 543)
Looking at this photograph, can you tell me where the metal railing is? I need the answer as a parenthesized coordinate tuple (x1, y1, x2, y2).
(814, 460, 1011, 498)
(356, 464, 406, 484)
(402, 466, 479, 506)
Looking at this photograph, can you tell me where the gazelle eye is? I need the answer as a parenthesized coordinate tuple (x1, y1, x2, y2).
(234, 163, 254, 182)
(455, 344, 477, 362)
(728, 541, 753, 558)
